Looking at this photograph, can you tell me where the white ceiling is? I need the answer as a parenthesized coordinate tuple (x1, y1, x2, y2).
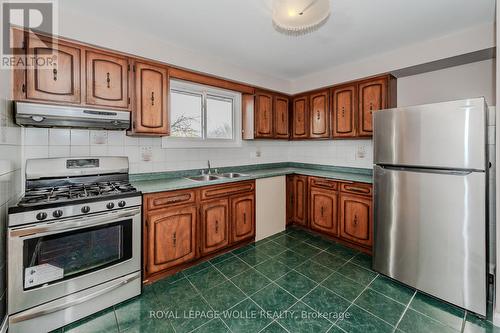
(61, 0, 495, 80)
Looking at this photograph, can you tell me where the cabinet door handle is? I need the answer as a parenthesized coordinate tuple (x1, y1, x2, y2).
(106, 72, 111, 88)
(345, 186, 370, 194)
(243, 212, 246, 224)
(53, 68, 57, 81)
(151, 92, 155, 106)
(215, 220, 219, 233)
(172, 232, 177, 247)
(281, 112, 285, 123)
(320, 206, 324, 216)
(341, 107, 345, 118)
(353, 215, 358, 226)
(316, 110, 320, 120)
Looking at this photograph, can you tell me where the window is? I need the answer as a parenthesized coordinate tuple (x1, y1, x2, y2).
(165, 80, 241, 148)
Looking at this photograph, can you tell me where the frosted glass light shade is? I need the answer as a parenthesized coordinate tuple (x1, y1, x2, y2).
(272, 0, 330, 36)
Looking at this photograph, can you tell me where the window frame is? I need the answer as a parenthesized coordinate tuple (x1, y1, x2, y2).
(163, 79, 242, 149)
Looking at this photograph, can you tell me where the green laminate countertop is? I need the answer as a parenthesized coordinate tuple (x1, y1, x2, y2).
(131, 163, 372, 194)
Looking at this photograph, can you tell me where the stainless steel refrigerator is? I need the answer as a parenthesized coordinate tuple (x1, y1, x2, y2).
(373, 97, 488, 316)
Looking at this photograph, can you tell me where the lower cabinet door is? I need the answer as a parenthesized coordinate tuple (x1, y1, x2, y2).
(146, 205, 197, 274)
(339, 193, 373, 247)
(310, 187, 338, 235)
(231, 193, 255, 243)
(286, 176, 294, 225)
(293, 176, 308, 226)
(201, 199, 230, 255)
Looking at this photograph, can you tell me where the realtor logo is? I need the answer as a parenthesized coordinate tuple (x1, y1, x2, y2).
(1, 0, 58, 69)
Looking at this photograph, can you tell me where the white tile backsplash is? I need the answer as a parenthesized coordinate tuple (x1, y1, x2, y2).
(70, 129, 90, 146)
(49, 129, 70, 146)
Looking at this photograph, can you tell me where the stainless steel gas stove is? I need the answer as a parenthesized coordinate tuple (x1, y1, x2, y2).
(7, 157, 142, 333)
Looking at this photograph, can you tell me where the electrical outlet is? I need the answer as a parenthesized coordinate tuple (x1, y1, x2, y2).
(356, 145, 367, 160)
(141, 146, 153, 161)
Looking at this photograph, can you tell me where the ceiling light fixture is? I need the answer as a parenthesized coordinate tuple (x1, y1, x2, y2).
(272, 0, 330, 36)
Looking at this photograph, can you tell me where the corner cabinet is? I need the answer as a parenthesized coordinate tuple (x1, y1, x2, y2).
(130, 62, 169, 136)
(143, 181, 255, 283)
(287, 175, 373, 253)
(292, 96, 309, 139)
(309, 90, 330, 138)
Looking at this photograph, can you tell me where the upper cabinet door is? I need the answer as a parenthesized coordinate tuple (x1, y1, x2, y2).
(274, 96, 289, 139)
(358, 77, 387, 136)
(332, 85, 356, 138)
(133, 62, 169, 135)
(292, 96, 309, 139)
(26, 35, 81, 103)
(309, 91, 330, 138)
(255, 92, 273, 138)
(86, 50, 129, 109)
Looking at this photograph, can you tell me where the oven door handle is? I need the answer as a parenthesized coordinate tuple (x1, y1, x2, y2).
(9, 271, 140, 324)
(10, 207, 141, 238)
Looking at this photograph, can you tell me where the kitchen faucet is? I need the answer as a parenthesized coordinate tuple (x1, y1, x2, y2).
(207, 160, 211, 174)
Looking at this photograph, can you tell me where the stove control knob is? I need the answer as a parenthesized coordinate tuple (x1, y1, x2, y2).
(53, 210, 63, 218)
(118, 200, 126, 208)
(81, 206, 90, 214)
(36, 212, 47, 221)
(106, 202, 115, 210)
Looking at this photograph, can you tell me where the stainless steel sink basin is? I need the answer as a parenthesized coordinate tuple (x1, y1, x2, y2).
(218, 172, 249, 178)
(186, 175, 221, 182)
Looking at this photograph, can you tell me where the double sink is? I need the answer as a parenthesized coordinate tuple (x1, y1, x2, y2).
(186, 172, 249, 182)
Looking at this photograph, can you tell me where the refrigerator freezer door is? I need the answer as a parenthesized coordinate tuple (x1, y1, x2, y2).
(373, 165, 486, 315)
(373, 98, 486, 171)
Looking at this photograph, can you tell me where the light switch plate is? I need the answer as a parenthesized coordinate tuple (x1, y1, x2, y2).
(356, 144, 367, 160)
(141, 146, 153, 161)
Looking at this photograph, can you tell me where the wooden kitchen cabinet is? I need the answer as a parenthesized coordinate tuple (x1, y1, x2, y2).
(274, 95, 290, 139)
(143, 181, 255, 282)
(286, 176, 294, 225)
(85, 50, 130, 109)
(288, 175, 308, 226)
(292, 96, 309, 139)
(332, 84, 356, 138)
(339, 192, 373, 247)
(200, 199, 230, 255)
(309, 90, 330, 138)
(231, 193, 255, 242)
(25, 34, 82, 104)
(131, 61, 169, 135)
(357, 76, 393, 137)
(146, 205, 197, 274)
(254, 91, 274, 138)
(310, 186, 338, 236)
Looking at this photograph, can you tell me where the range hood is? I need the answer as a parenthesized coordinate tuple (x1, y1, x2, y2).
(14, 102, 130, 130)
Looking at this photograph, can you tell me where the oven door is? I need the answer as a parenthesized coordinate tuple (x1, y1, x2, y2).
(8, 206, 141, 314)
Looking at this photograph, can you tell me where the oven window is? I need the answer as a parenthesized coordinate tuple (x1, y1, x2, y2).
(23, 220, 132, 290)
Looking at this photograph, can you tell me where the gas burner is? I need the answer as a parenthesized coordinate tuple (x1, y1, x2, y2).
(18, 181, 138, 207)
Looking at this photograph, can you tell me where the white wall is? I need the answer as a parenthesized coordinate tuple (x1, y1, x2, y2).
(290, 23, 495, 94)
(55, 5, 290, 93)
(0, 60, 22, 326)
(397, 59, 496, 106)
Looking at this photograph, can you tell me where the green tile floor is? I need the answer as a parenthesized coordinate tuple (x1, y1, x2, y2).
(51, 227, 498, 333)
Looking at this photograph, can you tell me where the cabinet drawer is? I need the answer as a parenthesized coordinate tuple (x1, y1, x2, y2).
(310, 177, 337, 190)
(200, 181, 255, 200)
(145, 189, 196, 210)
(340, 182, 372, 196)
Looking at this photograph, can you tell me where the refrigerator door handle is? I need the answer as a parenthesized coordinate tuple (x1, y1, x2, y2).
(378, 165, 476, 175)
